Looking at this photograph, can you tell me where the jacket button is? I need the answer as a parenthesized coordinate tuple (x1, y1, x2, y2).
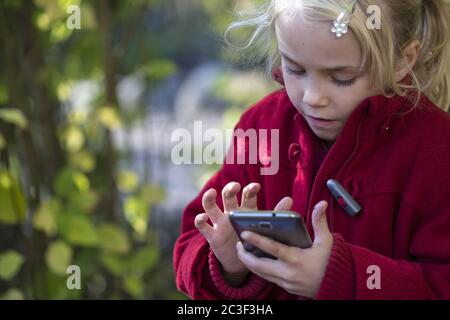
(288, 143, 301, 162)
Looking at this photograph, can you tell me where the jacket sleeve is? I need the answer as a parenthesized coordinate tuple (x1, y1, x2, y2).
(173, 109, 284, 300)
(316, 175, 450, 300)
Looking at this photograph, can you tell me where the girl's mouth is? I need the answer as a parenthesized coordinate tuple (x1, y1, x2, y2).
(307, 115, 337, 129)
(309, 115, 335, 122)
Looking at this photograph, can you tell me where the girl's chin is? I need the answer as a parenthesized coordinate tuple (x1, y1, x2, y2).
(308, 126, 338, 140)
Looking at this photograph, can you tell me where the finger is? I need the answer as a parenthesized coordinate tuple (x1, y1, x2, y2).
(222, 182, 241, 213)
(312, 201, 330, 244)
(240, 183, 260, 210)
(241, 231, 294, 262)
(237, 242, 295, 290)
(236, 242, 281, 280)
(195, 213, 214, 240)
(202, 189, 223, 223)
(274, 196, 293, 211)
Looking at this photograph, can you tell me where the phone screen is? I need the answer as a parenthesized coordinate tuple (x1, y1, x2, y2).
(229, 211, 312, 258)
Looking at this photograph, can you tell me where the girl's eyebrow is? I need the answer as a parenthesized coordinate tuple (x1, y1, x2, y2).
(280, 51, 360, 72)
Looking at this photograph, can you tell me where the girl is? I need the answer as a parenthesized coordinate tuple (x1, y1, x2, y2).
(173, 0, 450, 299)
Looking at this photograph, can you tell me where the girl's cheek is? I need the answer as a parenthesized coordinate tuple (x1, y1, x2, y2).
(284, 87, 303, 108)
(285, 79, 304, 95)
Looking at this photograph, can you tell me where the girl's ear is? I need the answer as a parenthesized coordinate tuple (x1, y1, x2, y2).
(394, 40, 421, 82)
(271, 66, 285, 86)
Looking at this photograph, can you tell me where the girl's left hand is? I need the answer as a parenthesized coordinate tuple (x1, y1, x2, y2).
(236, 200, 333, 299)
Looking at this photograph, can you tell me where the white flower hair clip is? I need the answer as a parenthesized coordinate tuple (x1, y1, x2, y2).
(331, 0, 358, 38)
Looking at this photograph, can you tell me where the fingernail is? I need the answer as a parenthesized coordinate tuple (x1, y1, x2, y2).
(205, 189, 214, 199)
(315, 201, 327, 210)
(241, 231, 250, 239)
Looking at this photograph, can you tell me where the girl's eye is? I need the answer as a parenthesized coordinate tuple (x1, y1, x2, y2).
(331, 77, 356, 87)
(284, 66, 305, 76)
(284, 64, 357, 87)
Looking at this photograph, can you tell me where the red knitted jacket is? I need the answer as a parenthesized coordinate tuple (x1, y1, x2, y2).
(173, 89, 450, 299)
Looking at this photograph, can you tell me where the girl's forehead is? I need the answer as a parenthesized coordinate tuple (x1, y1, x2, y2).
(275, 14, 362, 68)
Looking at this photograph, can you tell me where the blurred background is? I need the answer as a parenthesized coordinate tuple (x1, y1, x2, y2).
(0, 0, 279, 299)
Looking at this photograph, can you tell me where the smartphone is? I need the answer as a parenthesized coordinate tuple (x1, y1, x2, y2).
(229, 211, 312, 259)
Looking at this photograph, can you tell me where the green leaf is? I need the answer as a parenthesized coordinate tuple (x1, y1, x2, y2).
(33, 199, 60, 236)
(50, 21, 72, 43)
(97, 106, 122, 129)
(124, 196, 149, 235)
(97, 224, 130, 255)
(142, 59, 177, 82)
(117, 170, 139, 193)
(68, 110, 88, 125)
(128, 246, 159, 275)
(63, 125, 85, 153)
(45, 241, 73, 275)
(42, 268, 81, 300)
(123, 275, 144, 298)
(1, 288, 24, 300)
(58, 213, 99, 247)
(0, 170, 27, 225)
(67, 191, 98, 214)
(73, 248, 98, 277)
(0, 109, 28, 129)
(0, 250, 24, 280)
(57, 0, 81, 10)
(70, 150, 96, 173)
(54, 167, 90, 197)
(141, 184, 166, 204)
(57, 80, 73, 102)
(100, 253, 126, 276)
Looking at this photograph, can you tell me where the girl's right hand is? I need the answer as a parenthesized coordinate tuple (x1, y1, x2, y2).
(194, 181, 294, 279)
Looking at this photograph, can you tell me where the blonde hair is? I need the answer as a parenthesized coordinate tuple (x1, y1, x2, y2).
(225, 0, 450, 111)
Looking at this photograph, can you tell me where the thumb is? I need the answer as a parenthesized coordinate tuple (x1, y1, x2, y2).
(312, 201, 330, 244)
(274, 196, 293, 211)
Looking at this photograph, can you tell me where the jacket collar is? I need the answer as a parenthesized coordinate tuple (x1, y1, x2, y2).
(290, 93, 413, 200)
(290, 94, 411, 233)
(293, 93, 413, 146)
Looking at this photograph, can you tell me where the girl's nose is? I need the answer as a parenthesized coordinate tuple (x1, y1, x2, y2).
(303, 85, 329, 108)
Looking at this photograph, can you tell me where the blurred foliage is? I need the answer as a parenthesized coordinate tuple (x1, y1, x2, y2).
(0, 0, 227, 300)
(0, 251, 25, 281)
(0, 0, 278, 300)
